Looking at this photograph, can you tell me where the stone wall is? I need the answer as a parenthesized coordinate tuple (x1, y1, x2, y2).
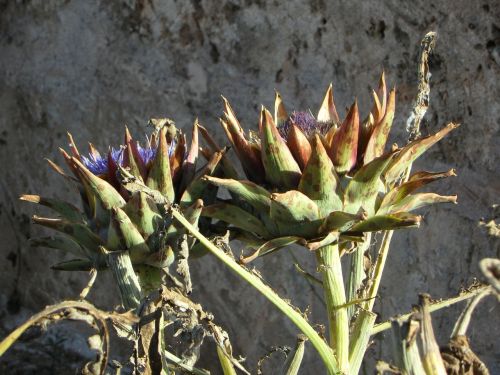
(1, 0, 498, 373)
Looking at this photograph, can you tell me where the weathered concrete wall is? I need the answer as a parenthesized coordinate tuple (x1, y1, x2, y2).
(1, 0, 498, 373)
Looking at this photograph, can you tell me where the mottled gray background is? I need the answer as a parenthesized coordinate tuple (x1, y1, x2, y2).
(0, 0, 499, 374)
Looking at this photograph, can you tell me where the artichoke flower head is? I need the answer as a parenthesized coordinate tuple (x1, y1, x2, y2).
(202, 74, 458, 261)
(22, 119, 223, 273)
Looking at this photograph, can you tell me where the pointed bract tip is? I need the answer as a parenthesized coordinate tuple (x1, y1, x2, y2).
(124, 126, 133, 143)
(59, 147, 70, 157)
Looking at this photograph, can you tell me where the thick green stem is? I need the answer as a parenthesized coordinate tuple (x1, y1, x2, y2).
(104, 248, 142, 310)
(348, 309, 376, 375)
(317, 243, 349, 373)
(171, 209, 339, 374)
(347, 233, 371, 319)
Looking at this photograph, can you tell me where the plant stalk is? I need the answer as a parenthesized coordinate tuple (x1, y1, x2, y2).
(347, 233, 371, 319)
(348, 309, 376, 375)
(371, 285, 491, 335)
(317, 243, 349, 373)
(364, 231, 393, 312)
(281, 335, 307, 375)
(450, 287, 491, 338)
(217, 346, 237, 375)
(104, 247, 142, 310)
(171, 208, 339, 374)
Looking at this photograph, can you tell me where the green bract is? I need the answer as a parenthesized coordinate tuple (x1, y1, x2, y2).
(202, 74, 458, 261)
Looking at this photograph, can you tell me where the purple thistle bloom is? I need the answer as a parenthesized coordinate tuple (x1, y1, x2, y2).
(278, 111, 332, 139)
(137, 144, 157, 165)
(81, 137, 177, 176)
(81, 147, 124, 175)
(137, 138, 177, 164)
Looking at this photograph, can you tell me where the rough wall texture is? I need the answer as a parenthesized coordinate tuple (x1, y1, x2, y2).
(0, 0, 499, 373)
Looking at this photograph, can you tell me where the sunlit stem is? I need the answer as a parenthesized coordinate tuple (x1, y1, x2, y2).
(217, 346, 237, 375)
(316, 243, 349, 373)
(347, 233, 371, 319)
(371, 285, 491, 335)
(171, 208, 339, 375)
(348, 309, 376, 375)
(364, 230, 394, 311)
(450, 287, 491, 338)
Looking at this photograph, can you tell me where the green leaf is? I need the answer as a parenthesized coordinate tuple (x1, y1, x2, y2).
(32, 216, 103, 254)
(29, 236, 87, 258)
(20, 195, 85, 223)
(306, 231, 339, 251)
(202, 203, 270, 238)
(123, 191, 162, 239)
(344, 152, 395, 215)
(260, 107, 302, 189)
(349, 212, 421, 232)
(203, 176, 271, 213)
(319, 211, 361, 234)
(384, 123, 459, 184)
(71, 157, 126, 211)
(107, 207, 150, 263)
(146, 127, 175, 202)
(299, 134, 343, 216)
(240, 236, 304, 263)
(270, 190, 320, 222)
(378, 169, 456, 213)
(51, 259, 96, 271)
(275, 219, 324, 238)
(380, 193, 457, 214)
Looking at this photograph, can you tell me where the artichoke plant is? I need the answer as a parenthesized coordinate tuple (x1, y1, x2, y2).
(202, 74, 458, 256)
(22, 119, 222, 306)
(200, 73, 458, 373)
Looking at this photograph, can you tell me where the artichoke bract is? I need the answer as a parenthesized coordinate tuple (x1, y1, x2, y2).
(22, 119, 222, 275)
(202, 74, 458, 260)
